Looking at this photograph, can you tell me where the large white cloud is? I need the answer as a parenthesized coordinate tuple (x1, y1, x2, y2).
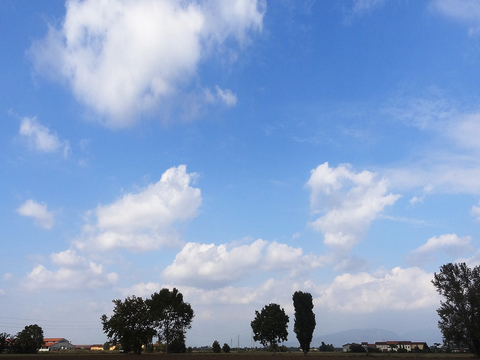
(30, 0, 265, 127)
(162, 239, 326, 289)
(75, 165, 201, 252)
(306, 162, 400, 253)
(19, 117, 70, 157)
(17, 199, 55, 230)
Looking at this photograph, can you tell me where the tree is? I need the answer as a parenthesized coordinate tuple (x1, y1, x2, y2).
(293, 291, 316, 355)
(146, 288, 194, 354)
(432, 262, 480, 356)
(319, 341, 334, 352)
(212, 340, 221, 353)
(222, 343, 231, 353)
(0, 333, 11, 353)
(16, 324, 44, 353)
(251, 303, 289, 354)
(101, 295, 155, 354)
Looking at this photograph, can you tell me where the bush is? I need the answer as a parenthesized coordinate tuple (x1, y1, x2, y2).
(222, 343, 230, 353)
(212, 340, 221, 353)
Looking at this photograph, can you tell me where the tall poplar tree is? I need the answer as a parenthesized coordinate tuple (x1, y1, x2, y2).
(293, 291, 316, 355)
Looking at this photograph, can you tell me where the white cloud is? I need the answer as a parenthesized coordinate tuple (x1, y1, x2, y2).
(162, 239, 326, 289)
(3, 273, 12, 281)
(316, 267, 439, 313)
(472, 201, 480, 220)
(432, 0, 480, 35)
(30, 0, 265, 128)
(17, 199, 55, 230)
(74, 165, 201, 252)
(407, 233, 473, 266)
(22, 261, 118, 292)
(19, 117, 70, 157)
(306, 162, 400, 252)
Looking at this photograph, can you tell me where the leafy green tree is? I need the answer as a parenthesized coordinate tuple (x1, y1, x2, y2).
(16, 324, 43, 353)
(293, 291, 316, 355)
(222, 343, 231, 353)
(146, 288, 194, 354)
(432, 262, 480, 356)
(251, 303, 289, 354)
(101, 295, 155, 354)
(212, 340, 221, 353)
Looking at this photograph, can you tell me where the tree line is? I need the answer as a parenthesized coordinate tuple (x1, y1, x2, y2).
(0, 324, 44, 354)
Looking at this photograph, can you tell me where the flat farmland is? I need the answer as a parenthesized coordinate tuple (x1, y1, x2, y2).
(0, 353, 475, 360)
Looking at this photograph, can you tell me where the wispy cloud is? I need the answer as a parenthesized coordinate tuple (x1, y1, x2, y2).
(407, 233, 473, 266)
(19, 117, 70, 158)
(431, 0, 480, 35)
(17, 199, 55, 230)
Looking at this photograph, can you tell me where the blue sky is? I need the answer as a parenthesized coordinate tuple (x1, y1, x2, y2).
(2, 0, 480, 347)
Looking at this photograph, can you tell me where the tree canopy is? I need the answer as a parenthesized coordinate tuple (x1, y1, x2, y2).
(251, 303, 289, 354)
(146, 288, 194, 354)
(432, 262, 480, 356)
(16, 324, 44, 354)
(293, 291, 316, 355)
(101, 295, 154, 354)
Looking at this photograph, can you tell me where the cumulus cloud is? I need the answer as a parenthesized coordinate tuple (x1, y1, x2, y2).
(316, 267, 439, 313)
(432, 0, 480, 35)
(306, 162, 400, 253)
(162, 239, 326, 289)
(17, 199, 55, 230)
(407, 233, 473, 266)
(23, 251, 118, 291)
(30, 0, 265, 127)
(74, 165, 201, 252)
(19, 117, 70, 157)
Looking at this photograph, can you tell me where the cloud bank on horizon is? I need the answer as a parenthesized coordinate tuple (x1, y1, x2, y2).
(2, 0, 480, 347)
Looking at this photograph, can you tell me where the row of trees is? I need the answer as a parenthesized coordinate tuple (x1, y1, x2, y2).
(0, 324, 44, 354)
(251, 291, 315, 355)
(101, 287, 193, 354)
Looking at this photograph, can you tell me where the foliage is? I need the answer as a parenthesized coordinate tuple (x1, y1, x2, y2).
(168, 333, 186, 353)
(367, 346, 382, 353)
(212, 340, 221, 353)
(222, 343, 231, 353)
(319, 341, 335, 352)
(101, 295, 155, 354)
(293, 291, 316, 355)
(251, 303, 289, 354)
(350, 343, 366, 353)
(0, 333, 11, 354)
(432, 262, 480, 356)
(103, 342, 110, 351)
(146, 288, 194, 354)
(16, 324, 44, 354)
